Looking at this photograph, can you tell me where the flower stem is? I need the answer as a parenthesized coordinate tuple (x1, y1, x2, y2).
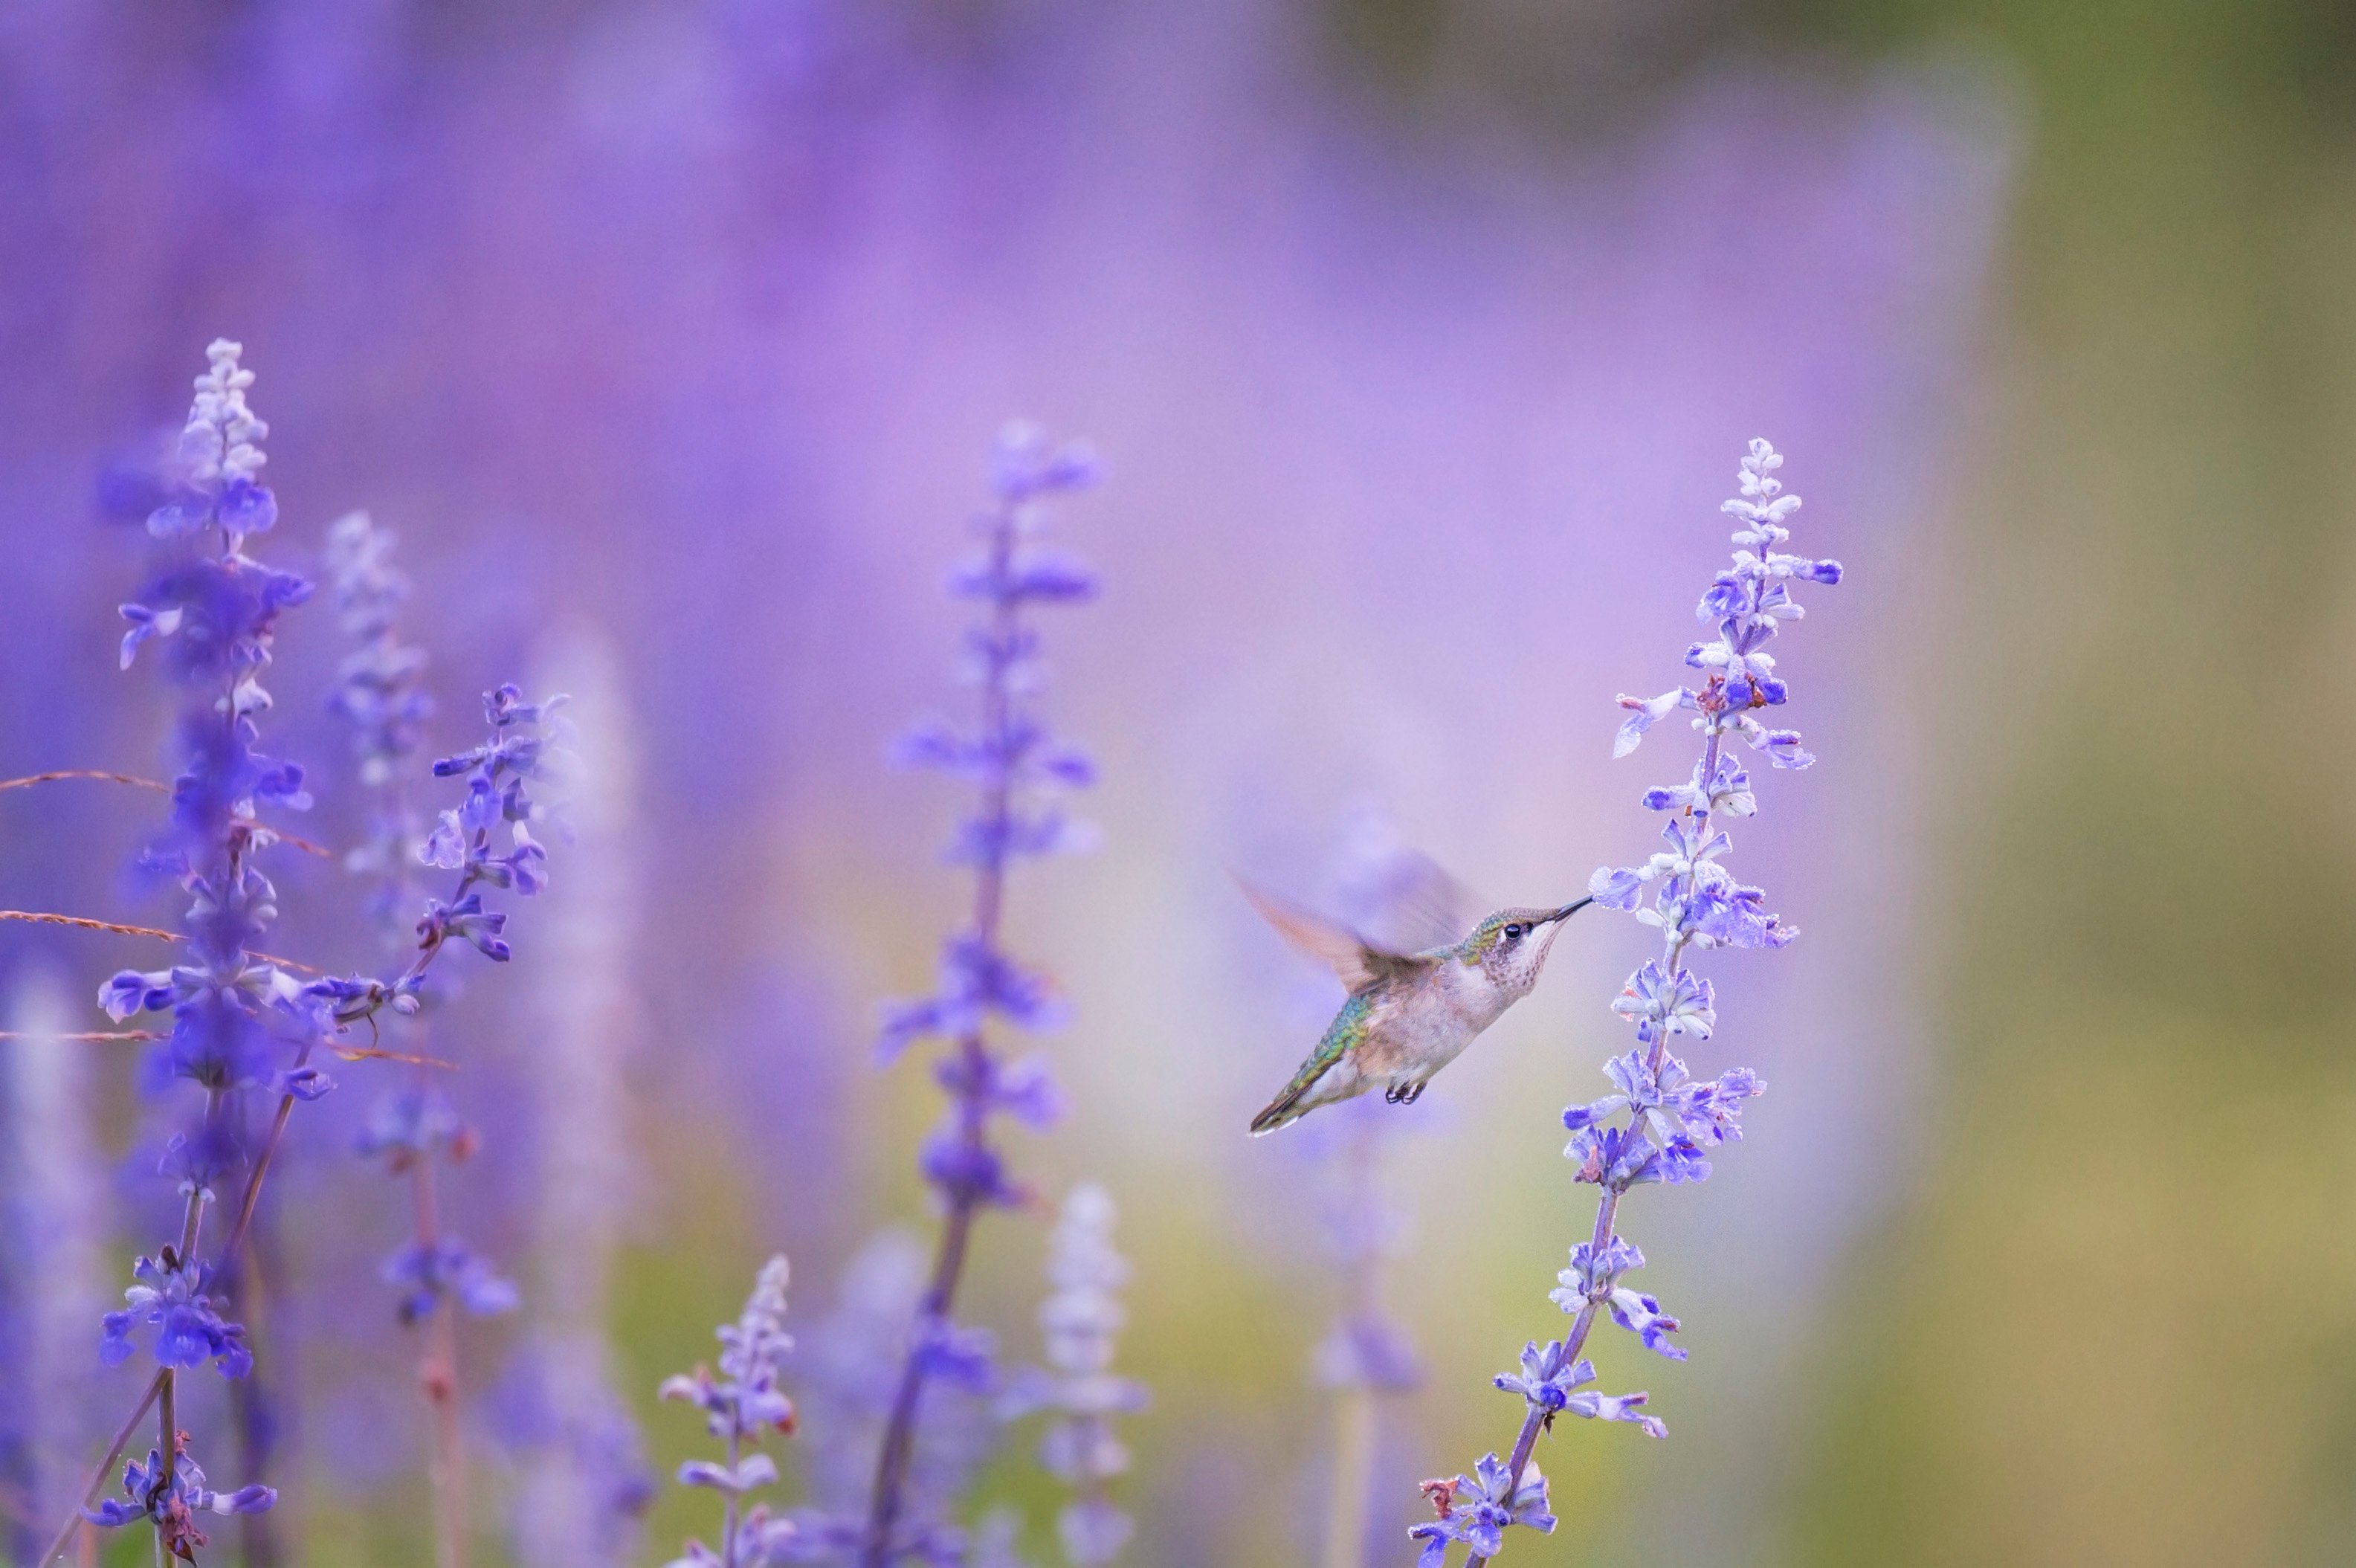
(153, 1373, 173, 1568)
(721, 1430, 742, 1568)
(861, 1139, 985, 1568)
(1321, 1388, 1376, 1568)
(860, 503, 1024, 1567)
(409, 1122, 469, 1568)
(39, 1371, 167, 1564)
(1462, 1187, 1620, 1568)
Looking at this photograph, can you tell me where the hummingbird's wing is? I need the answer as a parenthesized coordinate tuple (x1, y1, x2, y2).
(1236, 877, 1435, 993)
(1356, 850, 1482, 954)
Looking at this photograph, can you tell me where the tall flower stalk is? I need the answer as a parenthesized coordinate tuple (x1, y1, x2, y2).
(514, 630, 652, 1568)
(327, 509, 516, 1568)
(84, 339, 312, 1564)
(859, 424, 1103, 1567)
(1003, 1184, 1146, 1567)
(660, 1256, 798, 1568)
(1413, 439, 1842, 1568)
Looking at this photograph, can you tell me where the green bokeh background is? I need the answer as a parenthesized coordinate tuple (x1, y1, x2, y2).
(1276, 1, 2356, 1561)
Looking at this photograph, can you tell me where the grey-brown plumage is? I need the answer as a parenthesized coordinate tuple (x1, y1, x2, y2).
(1244, 882, 1590, 1135)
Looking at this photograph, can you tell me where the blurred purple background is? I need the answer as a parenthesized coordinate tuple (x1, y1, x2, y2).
(0, 3, 2010, 1564)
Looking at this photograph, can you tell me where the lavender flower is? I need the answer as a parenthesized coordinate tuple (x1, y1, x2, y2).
(1002, 1184, 1146, 1567)
(1426, 440, 1841, 1568)
(99, 1247, 253, 1375)
(859, 424, 1102, 1566)
(308, 680, 567, 1029)
(1407, 1456, 1555, 1568)
(661, 1256, 800, 1568)
(65, 344, 558, 1568)
(88, 340, 316, 1558)
(324, 511, 433, 926)
(82, 1436, 275, 1561)
(326, 509, 517, 1568)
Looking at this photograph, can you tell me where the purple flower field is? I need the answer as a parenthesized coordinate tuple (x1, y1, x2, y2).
(0, 3, 2087, 1566)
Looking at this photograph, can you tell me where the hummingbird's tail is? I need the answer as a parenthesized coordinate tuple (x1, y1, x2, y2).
(1248, 1086, 1311, 1136)
(1250, 1057, 1337, 1135)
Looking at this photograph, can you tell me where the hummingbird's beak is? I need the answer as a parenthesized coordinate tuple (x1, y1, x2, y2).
(1544, 898, 1592, 923)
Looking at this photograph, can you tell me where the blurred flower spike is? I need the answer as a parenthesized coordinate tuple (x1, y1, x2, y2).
(1001, 1184, 1149, 1566)
(858, 424, 1104, 1565)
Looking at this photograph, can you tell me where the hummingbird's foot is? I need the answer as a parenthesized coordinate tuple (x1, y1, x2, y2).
(1401, 1081, 1427, 1105)
(1384, 1083, 1407, 1104)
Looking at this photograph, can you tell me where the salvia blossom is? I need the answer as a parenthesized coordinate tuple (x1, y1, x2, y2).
(1407, 1456, 1555, 1568)
(309, 681, 567, 1031)
(329, 512, 517, 1343)
(859, 423, 1103, 1566)
(92, 341, 314, 1555)
(324, 510, 434, 926)
(661, 1255, 800, 1568)
(1424, 439, 1841, 1568)
(83, 1435, 275, 1561)
(99, 1247, 252, 1375)
(1002, 1184, 1147, 1567)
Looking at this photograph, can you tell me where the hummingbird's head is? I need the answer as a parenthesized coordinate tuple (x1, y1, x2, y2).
(1460, 900, 1591, 997)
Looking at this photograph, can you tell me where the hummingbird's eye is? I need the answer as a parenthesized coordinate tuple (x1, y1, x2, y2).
(1503, 923, 1526, 941)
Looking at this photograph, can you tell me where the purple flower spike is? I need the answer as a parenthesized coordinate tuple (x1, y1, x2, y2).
(1433, 441, 1841, 1566)
(659, 1256, 798, 1566)
(860, 426, 1107, 1555)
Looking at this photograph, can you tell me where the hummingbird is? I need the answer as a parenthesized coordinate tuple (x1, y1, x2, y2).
(1244, 880, 1592, 1135)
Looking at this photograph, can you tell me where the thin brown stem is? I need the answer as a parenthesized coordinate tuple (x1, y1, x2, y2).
(862, 1161, 984, 1567)
(859, 504, 1026, 1568)
(39, 1371, 166, 1565)
(409, 1116, 470, 1568)
(0, 772, 334, 856)
(153, 1376, 174, 1568)
(0, 911, 186, 942)
(1462, 1190, 1620, 1568)
(0, 910, 326, 974)
(0, 770, 169, 795)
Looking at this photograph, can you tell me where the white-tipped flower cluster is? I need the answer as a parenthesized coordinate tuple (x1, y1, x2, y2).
(184, 338, 269, 488)
(660, 1256, 800, 1568)
(146, 336, 280, 541)
(1004, 1184, 1148, 1566)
